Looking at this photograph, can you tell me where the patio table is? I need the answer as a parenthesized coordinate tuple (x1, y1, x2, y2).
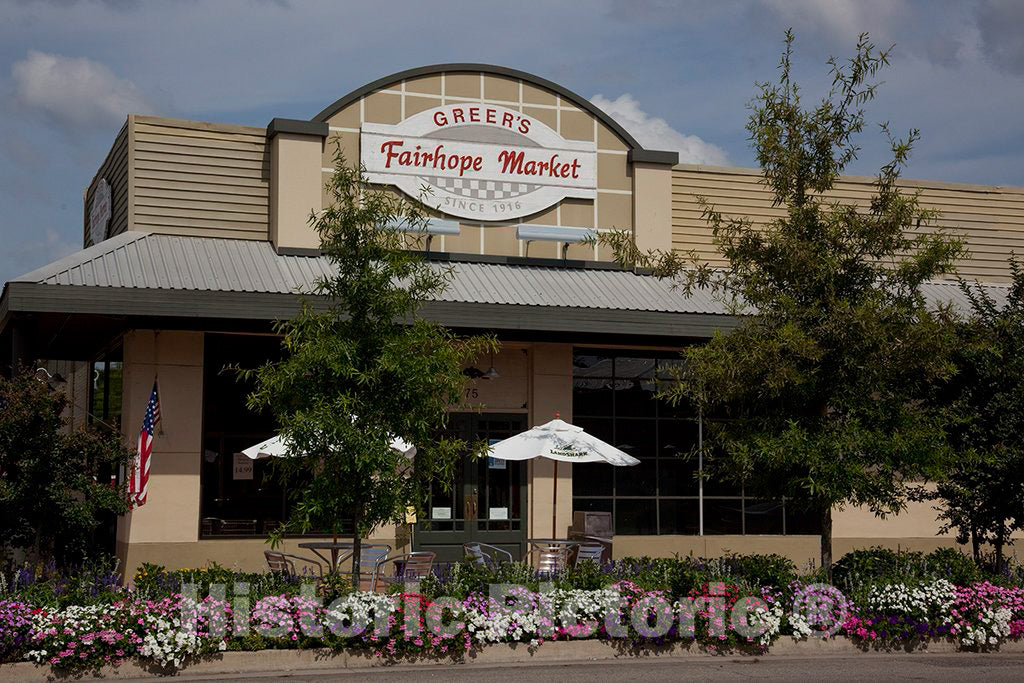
(297, 540, 354, 571)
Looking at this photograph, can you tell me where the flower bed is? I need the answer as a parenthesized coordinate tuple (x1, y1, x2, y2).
(4, 550, 1024, 673)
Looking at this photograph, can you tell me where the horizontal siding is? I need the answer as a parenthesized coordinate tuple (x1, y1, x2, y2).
(131, 117, 269, 240)
(85, 123, 130, 245)
(672, 167, 1024, 282)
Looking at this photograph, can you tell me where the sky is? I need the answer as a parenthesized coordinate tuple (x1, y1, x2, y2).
(1, 0, 1023, 285)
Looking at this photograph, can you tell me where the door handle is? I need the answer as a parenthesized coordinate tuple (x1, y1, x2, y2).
(465, 493, 479, 520)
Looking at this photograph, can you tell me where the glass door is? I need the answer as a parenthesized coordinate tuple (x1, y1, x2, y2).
(415, 413, 527, 562)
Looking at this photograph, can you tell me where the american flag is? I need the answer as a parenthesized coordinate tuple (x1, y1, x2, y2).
(129, 381, 161, 508)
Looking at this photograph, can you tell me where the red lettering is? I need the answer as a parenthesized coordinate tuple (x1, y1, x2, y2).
(433, 111, 448, 127)
(473, 157, 483, 171)
(380, 140, 404, 168)
(570, 158, 581, 179)
(499, 150, 525, 174)
(518, 118, 531, 134)
(469, 107, 480, 122)
(486, 109, 496, 124)
(452, 108, 465, 123)
(502, 112, 514, 128)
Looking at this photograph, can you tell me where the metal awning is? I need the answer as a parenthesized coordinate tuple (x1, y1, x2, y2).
(0, 231, 1011, 342)
(1, 231, 740, 338)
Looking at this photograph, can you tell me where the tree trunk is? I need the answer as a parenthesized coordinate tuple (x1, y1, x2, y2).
(971, 527, 980, 562)
(820, 506, 833, 579)
(351, 511, 362, 590)
(995, 526, 1005, 572)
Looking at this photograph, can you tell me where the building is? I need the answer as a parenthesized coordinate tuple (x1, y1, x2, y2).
(2, 64, 1022, 576)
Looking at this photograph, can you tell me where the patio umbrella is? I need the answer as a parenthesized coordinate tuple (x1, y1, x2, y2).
(487, 416, 639, 537)
(241, 434, 416, 460)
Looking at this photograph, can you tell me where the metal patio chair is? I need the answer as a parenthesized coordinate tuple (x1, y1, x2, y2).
(350, 544, 391, 592)
(524, 546, 569, 576)
(263, 550, 324, 578)
(573, 543, 606, 566)
(463, 542, 514, 568)
(375, 551, 437, 589)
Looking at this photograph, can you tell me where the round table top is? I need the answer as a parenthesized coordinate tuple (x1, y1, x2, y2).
(297, 541, 354, 549)
(527, 538, 580, 546)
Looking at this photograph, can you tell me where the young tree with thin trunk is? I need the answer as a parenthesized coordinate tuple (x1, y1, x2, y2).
(604, 31, 964, 574)
(241, 152, 494, 584)
(921, 260, 1024, 569)
(0, 367, 133, 568)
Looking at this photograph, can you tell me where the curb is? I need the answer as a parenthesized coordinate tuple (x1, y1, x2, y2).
(4, 638, 1024, 681)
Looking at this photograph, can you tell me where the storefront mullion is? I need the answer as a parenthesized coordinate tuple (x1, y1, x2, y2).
(572, 348, 806, 536)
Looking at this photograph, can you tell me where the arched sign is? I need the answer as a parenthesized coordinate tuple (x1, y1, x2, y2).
(361, 103, 597, 221)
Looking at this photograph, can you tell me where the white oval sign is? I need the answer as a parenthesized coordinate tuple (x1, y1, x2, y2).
(89, 178, 112, 246)
(361, 104, 597, 222)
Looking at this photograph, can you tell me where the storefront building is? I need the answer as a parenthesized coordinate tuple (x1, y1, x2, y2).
(2, 64, 1022, 576)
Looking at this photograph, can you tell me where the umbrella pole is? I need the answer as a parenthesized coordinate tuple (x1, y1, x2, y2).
(552, 460, 558, 538)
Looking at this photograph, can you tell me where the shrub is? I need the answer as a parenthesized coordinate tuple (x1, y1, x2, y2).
(832, 547, 926, 586)
(721, 554, 797, 590)
(925, 548, 981, 586)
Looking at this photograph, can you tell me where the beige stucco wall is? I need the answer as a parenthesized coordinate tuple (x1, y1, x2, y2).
(526, 343, 574, 539)
(269, 131, 323, 252)
(116, 330, 205, 559)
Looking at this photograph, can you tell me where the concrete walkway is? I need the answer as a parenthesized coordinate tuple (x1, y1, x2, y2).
(160, 654, 1024, 682)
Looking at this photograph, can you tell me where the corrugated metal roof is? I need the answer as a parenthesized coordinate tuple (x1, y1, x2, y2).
(14, 232, 729, 315)
(13, 231, 1010, 316)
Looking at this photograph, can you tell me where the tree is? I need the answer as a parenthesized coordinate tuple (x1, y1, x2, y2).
(242, 152, 494, 582)
(604, 32, 964, 573)
(922, 260, 1024, 567)
(0, 366, 133, 568)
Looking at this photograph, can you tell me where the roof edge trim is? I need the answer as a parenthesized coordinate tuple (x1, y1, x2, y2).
(312, 63, 645, 151)
(267, 118, 329, 139)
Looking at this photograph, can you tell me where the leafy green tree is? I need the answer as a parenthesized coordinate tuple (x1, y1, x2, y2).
(922, 260, 1024, 567)
(0, 366, 133, 568)
(242, 153, 494, 581)
(605, 32, 964, 573)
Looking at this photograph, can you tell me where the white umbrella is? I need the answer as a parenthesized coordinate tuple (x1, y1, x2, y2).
(487, 416, 639, 537)
(242, 434, 416, 460)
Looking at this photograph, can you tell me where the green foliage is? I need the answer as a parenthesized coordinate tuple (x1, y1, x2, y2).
(0, 367, 133, 568)
(601, 32, 964, 573)
(130, 562, 309, 601)
(5, 556, 124, 608)
(832, 547, 921, 586)
(723, 553, 798, 589)
(925, 547, 982, 586)
(920, 260, 1024, 567)
(240, 151, 495, 575)
(554, 560, 613, 591)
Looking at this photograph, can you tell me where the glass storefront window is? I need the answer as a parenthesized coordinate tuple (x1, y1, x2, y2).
(571, 348, 821, 536)
(90, 352, 123, 430)
(200, 333, 342, 538)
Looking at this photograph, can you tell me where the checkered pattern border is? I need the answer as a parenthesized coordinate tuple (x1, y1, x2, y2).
(427, 176, 540, 200)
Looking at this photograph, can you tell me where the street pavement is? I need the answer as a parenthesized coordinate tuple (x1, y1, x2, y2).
(170, 653, 1024, 682)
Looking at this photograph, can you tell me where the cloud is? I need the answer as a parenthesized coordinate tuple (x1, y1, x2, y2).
(10, 50, 158, 130)
(975, 0, 1024, 75)
(590, 94, 729, 165)
(757, 0, 908, 45)
(0, 228, 77, 282)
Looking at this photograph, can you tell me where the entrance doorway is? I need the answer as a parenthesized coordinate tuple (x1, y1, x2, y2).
(414, 413, 527, 562)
